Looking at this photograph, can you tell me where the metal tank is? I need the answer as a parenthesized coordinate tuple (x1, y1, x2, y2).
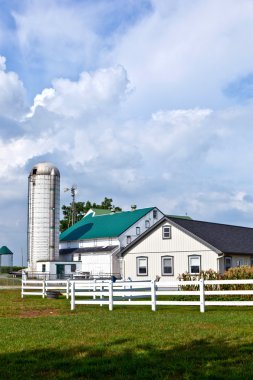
(27, 162, 60, 272)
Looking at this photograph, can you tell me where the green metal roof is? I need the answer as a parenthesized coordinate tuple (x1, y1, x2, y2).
(0, 246, 13, 255)
(89, 208, 114, 216)
(60, 207, 154, 241)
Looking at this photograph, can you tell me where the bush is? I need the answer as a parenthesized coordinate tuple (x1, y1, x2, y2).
(224, 265, 253, 279)
(178, 267, 253, 292)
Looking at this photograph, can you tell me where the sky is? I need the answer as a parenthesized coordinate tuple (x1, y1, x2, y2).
(1, 0, 253, 265)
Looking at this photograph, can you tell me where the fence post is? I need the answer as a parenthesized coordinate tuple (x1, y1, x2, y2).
(66, 279, 70, 299)
(151, 280, 156, 311)
(71, 281, 75, 311)
(93, 279, 96, 300)
(100, 283, 103, 307)
(42, 279, 46, 299)
(199, 278, 205, 313)
(109, 281, 113, 311)
(21, 278, 24, 298)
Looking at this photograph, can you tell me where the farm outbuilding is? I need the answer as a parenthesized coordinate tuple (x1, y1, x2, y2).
(0, 245, 14, 267)
(120, 216, 253, 281)
(59, 207, 164, 278)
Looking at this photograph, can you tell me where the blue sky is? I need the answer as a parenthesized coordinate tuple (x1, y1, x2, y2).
(1, 0, 253, 264)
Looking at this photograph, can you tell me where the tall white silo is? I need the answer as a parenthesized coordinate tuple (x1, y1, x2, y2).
(27, 162, 60, 272)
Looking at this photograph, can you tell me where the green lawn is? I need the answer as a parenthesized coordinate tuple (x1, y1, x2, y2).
(0, 290, 252, 379)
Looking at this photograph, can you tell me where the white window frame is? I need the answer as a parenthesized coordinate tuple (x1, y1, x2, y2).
(42, 264, 46, 273)
(162, 225, 171, 239)
(188, 255, 201, 274)
(137, 256, 148, 276)
(126, 235, 131, 245)
(225, 256, 232, 271)
(136, 226, 141, 235)
(161, 256, 174, 276)
(145, 220, 150, 228)
(153, 209, 158, 219)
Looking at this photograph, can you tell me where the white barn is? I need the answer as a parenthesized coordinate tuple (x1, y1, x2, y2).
(120, 216, 253, 281)
(59, 207, 164, 278)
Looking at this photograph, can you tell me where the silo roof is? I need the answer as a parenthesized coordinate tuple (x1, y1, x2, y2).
(29, 162, 60, 176)
(0, 246, 14, 255)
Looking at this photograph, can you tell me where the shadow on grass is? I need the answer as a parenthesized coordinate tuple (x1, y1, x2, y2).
(1, 338, 253, 380)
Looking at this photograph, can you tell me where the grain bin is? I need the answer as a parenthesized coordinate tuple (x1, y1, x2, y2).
(27, 162, 60, 272)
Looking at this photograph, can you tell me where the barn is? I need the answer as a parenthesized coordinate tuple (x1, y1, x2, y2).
(59, 207, 164, 278)
(120, 216, 253, 281)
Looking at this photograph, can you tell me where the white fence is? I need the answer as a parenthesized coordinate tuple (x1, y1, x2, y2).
(21, 278, 253, 312)
(22, 279, 71, 299)
(21, 278, 111, 299)
(70, 279, 253, 312)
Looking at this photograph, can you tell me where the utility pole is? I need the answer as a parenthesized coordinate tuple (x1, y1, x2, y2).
(64, 185, 77, 226)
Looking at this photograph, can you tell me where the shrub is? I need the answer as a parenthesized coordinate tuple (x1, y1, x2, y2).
(224, 265, 253, 279)
(179, 267, 253, 292)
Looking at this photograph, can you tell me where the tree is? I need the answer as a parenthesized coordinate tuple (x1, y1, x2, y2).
(60, 197, 122, 232)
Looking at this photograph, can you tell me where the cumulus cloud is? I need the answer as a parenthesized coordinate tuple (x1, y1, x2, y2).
(0, 56, 27, 120)
(27, 65, 130, 118)
(3, 1, 253, 263)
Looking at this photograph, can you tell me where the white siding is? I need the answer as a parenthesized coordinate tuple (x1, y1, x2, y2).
(123, 221, 219, 281)
(36, 261, 82, 276)
(79, 254, 111, 275)
(119, 208, 163, 247)
(60, 237, 119, 249)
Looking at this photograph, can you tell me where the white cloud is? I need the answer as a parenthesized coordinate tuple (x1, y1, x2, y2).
(0, 56, 27, 120)
(113, 0, 253, 115)
(3, 1, 253, 263)
(27, 66, 130, 118)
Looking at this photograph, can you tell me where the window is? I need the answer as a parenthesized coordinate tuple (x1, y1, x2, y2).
(145, 220, 150, 228)
(136, 227, 140, 235)
(225, 256, 232, 271)
(162, 225, 171, 239)
(153, 209, 158, 219)
(71, 264, 76, 272)
(188, 255, 201, 274)
(126, 235, 131, 244)
(42, 264, 46, 272)
(137, 257, 148, 276)
(78, 253, 82, 261)
(161, 256, 174, 276)
(236, 259, 244, 267)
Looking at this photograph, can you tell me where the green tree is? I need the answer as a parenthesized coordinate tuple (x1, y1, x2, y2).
(60, 197, 122, 232)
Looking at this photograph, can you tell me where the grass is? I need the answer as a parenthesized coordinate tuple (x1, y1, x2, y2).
(0, 290, 253, 379)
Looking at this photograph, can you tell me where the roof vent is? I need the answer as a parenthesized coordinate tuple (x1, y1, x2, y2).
(131, 205, 137, 211)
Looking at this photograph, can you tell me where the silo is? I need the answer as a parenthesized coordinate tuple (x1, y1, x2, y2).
(27, 162, 60, 272)
(0, 246, 13, 267)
